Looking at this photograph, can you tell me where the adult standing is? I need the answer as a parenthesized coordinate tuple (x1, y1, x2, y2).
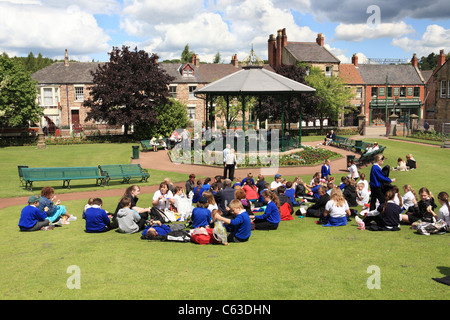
(369, 154, 395, 210)
(223, 144, 231, 178)
(224, 148, 237, 181)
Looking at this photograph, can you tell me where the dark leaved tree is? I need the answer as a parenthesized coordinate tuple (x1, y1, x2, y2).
(84, 46, 174, 135)
(253, 62, 321, 125)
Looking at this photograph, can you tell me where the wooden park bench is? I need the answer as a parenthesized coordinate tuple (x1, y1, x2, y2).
(98, 164, 150, 185)
(21, 166, 107, 191)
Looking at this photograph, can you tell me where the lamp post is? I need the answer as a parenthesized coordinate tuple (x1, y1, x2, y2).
(385, 74, 389, 136)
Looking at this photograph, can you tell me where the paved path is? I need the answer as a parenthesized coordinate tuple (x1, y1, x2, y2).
(1, 140, 359, 210)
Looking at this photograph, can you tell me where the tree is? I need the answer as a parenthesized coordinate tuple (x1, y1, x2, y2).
(133, 99, 189, 140)
(306, 67, 355, 129)
(0, 54, 42, 127)
(254, 62, 321, 125)
(213, 51, 221, 64)
(181, 44, 195, 63)
(84, 46, 174, 135)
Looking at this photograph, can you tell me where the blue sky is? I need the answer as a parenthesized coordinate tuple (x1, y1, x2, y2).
(0, 0, 449, 65)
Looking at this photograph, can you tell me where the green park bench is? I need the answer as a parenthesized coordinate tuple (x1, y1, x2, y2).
(140, 139, 167, 151)
(352, 141, 371, 154)
(98, 164, 150, 185)
(355, 146, 386, 167)
(331, 136, 350, 149)
(21, 166, 107, 191)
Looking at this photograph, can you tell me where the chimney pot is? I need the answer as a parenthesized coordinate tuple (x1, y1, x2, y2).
(411, 53, 418, 67)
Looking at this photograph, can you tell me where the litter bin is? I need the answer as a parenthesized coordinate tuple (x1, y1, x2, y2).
(132, 145, 140, 159)
(354, 140, 362, 153)
(347, 155, 355, 164)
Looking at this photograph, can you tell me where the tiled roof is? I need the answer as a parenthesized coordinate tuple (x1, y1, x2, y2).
(357, 64, 424, 85)
(284, 42, 340, 64)
(31, 62, 105, 84)
(339, 64, 364, 84)
(32, 61, 274, 86)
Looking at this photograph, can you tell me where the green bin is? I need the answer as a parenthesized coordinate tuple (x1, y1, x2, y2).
(132, 145, 140, 159)
(347, 155, 355, 164)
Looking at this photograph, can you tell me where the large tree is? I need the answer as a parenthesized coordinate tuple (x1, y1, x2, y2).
(306, 67, 355, 129)
(254, 62, 321, 125)
(84, 46, 174, 135)
(0, 53, 42, 127)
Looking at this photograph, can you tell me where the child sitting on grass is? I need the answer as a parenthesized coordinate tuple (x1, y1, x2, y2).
(116, 197, 147, 234)
(213, 201, 251, 243)
(18, 195, 54, 231)
(84, 198, 111, 233)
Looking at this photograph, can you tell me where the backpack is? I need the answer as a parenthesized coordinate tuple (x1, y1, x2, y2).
(191, 227, 219, 245)
(280, 202, 294, 221)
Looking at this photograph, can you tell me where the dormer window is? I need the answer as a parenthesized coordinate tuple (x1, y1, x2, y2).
(182, 64, 194, 77)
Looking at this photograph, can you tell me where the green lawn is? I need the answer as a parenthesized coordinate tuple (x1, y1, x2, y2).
(0, 140, 448, 300)
(0, 143, 188, 198)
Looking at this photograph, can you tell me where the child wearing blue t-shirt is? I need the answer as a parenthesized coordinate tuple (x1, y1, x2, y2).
(84, 198, 111, 233)
(18, 195, 53, 231)
(190, 196, 212, 228)
(214, 200, 251, 242)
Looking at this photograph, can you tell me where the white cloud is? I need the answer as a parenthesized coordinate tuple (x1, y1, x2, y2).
(334, 21, 415, 42)
(391, 24, 450, 57)
(122, 0, 318, 62)
(0, 3, 111, 58)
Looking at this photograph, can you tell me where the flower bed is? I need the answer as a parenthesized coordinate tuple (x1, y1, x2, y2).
(169, 145, 342, 168)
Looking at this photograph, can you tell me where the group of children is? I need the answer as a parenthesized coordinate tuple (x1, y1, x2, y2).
(18, 156, 449, 239)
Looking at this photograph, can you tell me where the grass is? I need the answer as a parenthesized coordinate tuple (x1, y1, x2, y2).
(0, 144, 188, 198)
(0, 139, 449, 300)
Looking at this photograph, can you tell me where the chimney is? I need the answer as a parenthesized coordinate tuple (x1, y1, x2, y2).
(437, 49, 446, 69)
(352, 53, 358, 67)
(282, 28, 287, 47)
(231, 54, 239, 68)
(316, 33, 324, 46)
(191, 54, 199, 67)
(411, 53, 418, 68)
(268, 34, 276, 68)
(276, 29, 283, 68)
(64, 49, 69, 66)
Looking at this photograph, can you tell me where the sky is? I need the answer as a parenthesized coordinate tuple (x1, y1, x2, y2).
(0, 0, 449, 65)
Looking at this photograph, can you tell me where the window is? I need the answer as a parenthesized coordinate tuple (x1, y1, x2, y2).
(441, 80, 447, 98)
(43, 88, 53, 105)
(414, 87, 420, 97)
(387, 87, 392, 97)
(407, 87, 413, 96)
(393, 87, 399, 97)
(74, 86, 84, 101)
(356, 87, 362, 99)
(378, 87, 385, 97)
(169, 85, 177, 99)
(371, 87, 377, 97)
(187, 105, 196, 120)
(400, 87, 406, 97)
(325, 66, 332, 77)
(40, 87, 59, 108)
(189, 85, 197, 100)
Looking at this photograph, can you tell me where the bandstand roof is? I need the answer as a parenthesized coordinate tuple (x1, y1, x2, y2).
(194, 65, 316, 96)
